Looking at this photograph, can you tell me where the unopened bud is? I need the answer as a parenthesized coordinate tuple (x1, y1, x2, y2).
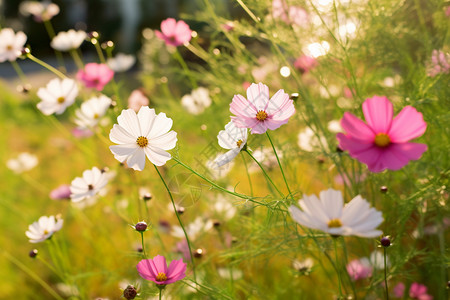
(380, 236, 391, 247)
(29, 249, 38, 258)
(123, 285, 137, 300)
(134, 222, 147, 232)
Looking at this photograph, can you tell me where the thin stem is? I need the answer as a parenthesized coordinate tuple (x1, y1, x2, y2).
(244, 149, 284, 198)
(384, 247, 389, 300)
(70, 49, 84, 69)
(140, 232, 147, 258)
(240, 152, 253, 196)
(235, 0, 260, 23)
(93, 40, 106, 63)
(153, 164, 196, 280)
(185, 43, 209, 62)
(10, 60, 27, 84)
(26, 53, 66, 79)
(159, 288, 162, 300)
(173, 48, 197, 89)
(43, 20, 66, 71)
(266, 132, 293, 199)
(333, 237, 343, 299)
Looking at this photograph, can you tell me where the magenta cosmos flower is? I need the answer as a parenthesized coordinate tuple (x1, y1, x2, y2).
(137, 255, 186, 285)
(230, 82, 295, 134)
(76, 63, 114, 91)
(336, 96, 427, 172)
(155, 18, 192, 47)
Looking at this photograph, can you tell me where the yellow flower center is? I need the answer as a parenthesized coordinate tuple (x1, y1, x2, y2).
(256, 110, 268, 121)
(6, 45, 13, 51)
(236, 140, 243, 147)
(136, 136, 149, 148)
(93, 113, 99, 119)
(374, 133, 390, 147)
(156, 272, 167, 282)
(327, 218, 343, 228)
(43, 229, 49, 235)
(57, 97, 65, 104)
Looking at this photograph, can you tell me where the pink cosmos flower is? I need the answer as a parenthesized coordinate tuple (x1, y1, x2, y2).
(409, 283, 433, 300)
(336, 96, 427, 172)
(137, 255, 186, 285)
(426, 49, 450, 77)
(50, 184, 71, 200)
(393, 282, 405, 298)
(155, 18, 192, 47)
(76, 63, 114, 91)
(128, 89, 149, 112)
(294, 55, 317, 74)
(346, 258, 372, 281)
(230, 82, 295, 134)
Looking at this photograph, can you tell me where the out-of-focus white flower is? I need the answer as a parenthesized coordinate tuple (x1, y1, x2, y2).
(25, 215, 63, 243)
(214, 121, 248, 167)
(272, 0, 309, 28)
(248, 147, 282, 173)
(74, 95, 111, 129)
(181, 87, 212, 115)
(19, 1, 60, 22)
(0, 28, 27, 62)
(213, 195, 237, 221)
(171, 217, 213, 240)
(51, 30, 86, 51)
(304, 41, 330, 58)
(297, 127, 328, 152)
(6, 152, 38, 173)
(109, 107, 177, 170)
(292, 258, 314, 274)
(128, 89, 149, 112)
(55, 283, 79, 297)
(37, 78, 78, 115)
(70, 167, 109, 203)
(218, 268, 243, 280)
(107, 53, 136, 72)
(327, 120, 343, 133)
(369, 250, 390, 269)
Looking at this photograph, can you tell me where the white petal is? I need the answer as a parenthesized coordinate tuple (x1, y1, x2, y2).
(147, 112, 173, 139)
(126, 148, 146, 171)
(110, 144, 139, 162)
(110, 124, 136, 144)
(145, 146, 171, 166)
(148, 131, 177, 150)
(117, 109, 141, 137)
(137, 106, 156, 138)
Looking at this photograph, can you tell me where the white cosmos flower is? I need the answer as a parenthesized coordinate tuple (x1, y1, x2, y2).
(51, 30, 86, 51)
(19, 1, 60, 22)
(109, 106, 177, 170)
(25, 215, 63, 243)
(37, 78, 78, 115)
(213, 195, 237, 221)
(181, 87, 212, 115)
(6, 152, 38, 173)
(171, 217, 213, 240)
(107, 53, 136, 72)
(297, 127, 328, 152)
(289, 189, 383, 238)
(0, 28, 27, 62)
(214, 121, 248, 167)
(70, 167, 109, 203)
(74, 95, 111, 129)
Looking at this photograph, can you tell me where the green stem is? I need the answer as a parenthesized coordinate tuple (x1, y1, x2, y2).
(43, 20, 66, 71)
(235, 0, 260, 23)
(26, 53, 66, 79)
(173, 48, 197, 89)
(240, 152, 253, 196)
(10, 60, 28, 84)
(333, 237, 343, 299)
(244, 149, 284, 198)
(93, 40, 106, 63)
(153, 164, 196, 280)
(70, 49, 84, 69)
(384, 247, 389, 300)
(159, 288, 163, 300)
(140, 232, 147, 258)
(266, 132, 293, 199)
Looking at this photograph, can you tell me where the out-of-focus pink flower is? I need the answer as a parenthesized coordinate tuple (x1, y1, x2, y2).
(409, 283, 433, 300)
(393, 282, 405, 298)
(427, 50, 450, 77)
(222, 21, 235, 32)
(175, 240, 191, 261)
(242, 81, 251, 91)
(346, 258, 372, 280)
(137, 255, 186, 285)
(72, 127, 93, 138)
(50, 184, 71, 200)
(294, 55, 317, 74)
(128, 89, 149, 112)
(272, 0, 309, 27)
(445, 6, 450, 18)
(336, 96, 427, 172)
(76, 63, 114, 91)
(155, 18, 192, 47)
(230, 82, 295, 134)
(344, 87, 355, 99)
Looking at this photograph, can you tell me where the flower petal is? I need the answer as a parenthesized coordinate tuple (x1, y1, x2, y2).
(340, 112, 375, 142)
(247, 83, 269, 111)
(388, 106, 427, 143)
(145, 146, 172, 166)
(362, 96, 393, 133)
(117, 109, 141, 137)
(126, 148, 146, 171)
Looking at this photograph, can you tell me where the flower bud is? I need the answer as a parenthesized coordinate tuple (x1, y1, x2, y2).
(134, 222, 147, 232)
(123, 285, 137, 300)
(380, 186, 388, 193)
(380, 236, 391, 247)
(29, 249, 38, 258)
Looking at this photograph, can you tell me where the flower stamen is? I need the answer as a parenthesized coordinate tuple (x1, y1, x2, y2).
(374, 133, 390, 147)
(136, 136, 149, 148)
(327, 218, 343, 228)
(57, 96, 65, 104)
(256, 110, 268, 121)
(156, 272, 167, 282)
(236, 140, 243, 147)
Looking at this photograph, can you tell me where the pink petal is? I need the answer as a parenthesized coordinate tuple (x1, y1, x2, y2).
(388, 106, 427, 143)
(264, 118, 288, 131)
(375, 142, 427, 171)
(230, 94, 256, 117)
(362, 96, 393, 133)
(340, 112, 375, 142)
(336, 133, 375, 155)
(161, 18, 177, 35)
(246, 83, 269, 111)
(250, 121, 268, 134)
(167, 259, 187, 280)
(137, 259, 157, 280)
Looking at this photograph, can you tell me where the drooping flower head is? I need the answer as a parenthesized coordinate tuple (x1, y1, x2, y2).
(214, 121, 248, 167)
(109, 106, 177, 170)
(70, 167, 109, 203)
(0, 28, 27, 62)
(37, 78, 79, 115)
(76, 63, 114, 91)
(137, 255, 186, 285)
(26, 215, 63, 243)
(336, 96, 427, 172)
(19, 1, 60, 22)
(74, 94, 112, 129)
(51, 30, 86, 51)
(155, 18, 192, 47)
(230, 82, 295, 134)
(289, 189, 383, 238)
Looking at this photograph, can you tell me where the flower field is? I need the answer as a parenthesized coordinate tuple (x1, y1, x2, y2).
(1, 0, 449, 299)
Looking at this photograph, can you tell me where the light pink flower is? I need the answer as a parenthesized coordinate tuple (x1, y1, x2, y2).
(230, 82, 295, 134)
(72, 127, 93, 138)
(137, 255, 186, 285)
(272, 0, 309, 27)
(128, 89, 149, 112)
(346, 258, 372, 280)
(50, 184, 71, 200)
(426, 50, 450, 77)
(336, 96, 427, 172)
(76, 63, 114, 91)
(409, 283, 433, 300)
(393, 282, 405, 298)
(294, 55, 317, 74)
(155, 18, 192, 47)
